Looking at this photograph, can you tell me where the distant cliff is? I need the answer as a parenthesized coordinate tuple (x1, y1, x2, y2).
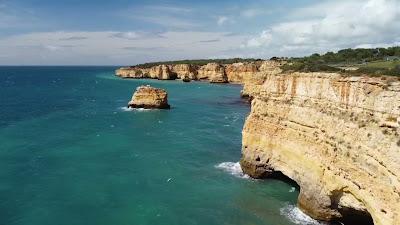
(115, 60, 284, 84)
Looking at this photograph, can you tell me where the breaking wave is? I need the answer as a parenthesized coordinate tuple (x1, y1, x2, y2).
(280, 204, 328, 225)
(119, 107, 153, 112)
(215, 162, 250, 179)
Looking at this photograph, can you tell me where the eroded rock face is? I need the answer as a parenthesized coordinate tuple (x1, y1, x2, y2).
(115, 67, 147, 78)
(240, 60, 284, 99)
(170, 64, 198, 80)
(128, 85, 170, 109)
(115, 61, 284, 84)
(225, 62, 259, 83)
(240, 72, 400, 225)
(148, 65, 176, 80)
(197, 63, 228, 83)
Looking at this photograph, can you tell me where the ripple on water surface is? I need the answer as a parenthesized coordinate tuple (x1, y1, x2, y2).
(0, 67, 319, 225)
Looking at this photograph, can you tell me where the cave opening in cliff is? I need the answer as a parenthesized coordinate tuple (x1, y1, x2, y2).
(267, 171, 300, 191)
(333, 207, 374, 225)
(329, 191, 374, 225)
(266, 171, 374, 225)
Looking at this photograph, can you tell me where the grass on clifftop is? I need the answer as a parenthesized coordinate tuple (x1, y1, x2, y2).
(133, 58, 263, 68)
(282, 46, 400, 76)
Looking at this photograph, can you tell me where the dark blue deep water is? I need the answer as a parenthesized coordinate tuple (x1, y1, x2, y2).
(0, 67, 318, 225)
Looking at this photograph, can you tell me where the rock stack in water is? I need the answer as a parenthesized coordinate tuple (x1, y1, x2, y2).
(128, 85, 170, 109)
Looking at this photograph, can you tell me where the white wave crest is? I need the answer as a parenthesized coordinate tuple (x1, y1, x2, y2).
(119, 107, 153, 112)
(119, 106, 134, 112)
(280, 204, 328, 225)
(215, 162, 250, 179)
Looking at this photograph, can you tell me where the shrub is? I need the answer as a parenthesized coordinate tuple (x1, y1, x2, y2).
(282, 62, 341, 73)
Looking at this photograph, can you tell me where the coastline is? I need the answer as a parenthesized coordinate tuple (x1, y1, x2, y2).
(116, 61, 400, 225)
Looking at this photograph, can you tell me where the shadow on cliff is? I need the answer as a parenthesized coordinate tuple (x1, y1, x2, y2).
(265, 172, 374, 225)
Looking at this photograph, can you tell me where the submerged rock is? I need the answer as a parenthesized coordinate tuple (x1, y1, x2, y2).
(128, 85, 170, 109)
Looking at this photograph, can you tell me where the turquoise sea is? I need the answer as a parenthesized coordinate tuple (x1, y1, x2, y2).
(0, 67, 321, 225)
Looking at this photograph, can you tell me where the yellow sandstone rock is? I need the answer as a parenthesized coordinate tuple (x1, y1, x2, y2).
(170, 64, 198, 80)
(197, 63, 227, 83)
(240, 72, 400, 225)
(117, 60, 400, 225)
(128, 85, 170, 109)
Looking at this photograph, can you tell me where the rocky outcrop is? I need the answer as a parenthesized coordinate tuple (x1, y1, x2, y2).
(128, 85, 170, 109)
(116, 67, 147, 78)
(197, 63, 227, 83)
(170, 64, 198, 80)
(239, 61, 284, 98)
(149, 65, 177, 80)
(240, 72, 400, 225)
(116, 61, 282, 84)
(225, 62, 259, 83)
(116, 65, 176, 80)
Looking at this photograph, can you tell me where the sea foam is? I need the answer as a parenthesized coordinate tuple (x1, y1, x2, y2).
(119, 107, 153, 112)
(215, 162, 250, 179)
(280, 204, 328, 225)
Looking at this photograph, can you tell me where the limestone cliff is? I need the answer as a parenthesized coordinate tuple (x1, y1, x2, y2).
(197, 63, 227, 83)
(170, 64, 198, 80)
(240, 72, 400, 225)
(115, 61, 284, 84)
(225, 62, 259, 83)
(116, 60, 400, 225)
(116, 67, 147, 79)
(128, 85, 170, 109)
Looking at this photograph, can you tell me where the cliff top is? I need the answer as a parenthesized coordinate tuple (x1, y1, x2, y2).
(282, 46, 400, 77)
(131, 58, 270, 69)
(123, 46, 400, 77)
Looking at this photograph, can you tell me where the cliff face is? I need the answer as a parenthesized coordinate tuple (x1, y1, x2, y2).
(170, 64, 198, 80)
(115, 61, 284, 84)
(197, 63, 227, 83)
(240, 72, 400, 225)
(117, 60, 400, 225)
(225, 62, 259, 83)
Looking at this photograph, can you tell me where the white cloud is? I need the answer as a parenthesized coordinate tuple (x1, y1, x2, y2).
(244, 0, 400, 56)
(217, 16, 235, 26)
(240, 9, 264, 18)
(134, 15, 199, 29)
(110, 31, 165, 40)
(121, 5, 199, 30)
(217, 16, 228, 26)
(0, 31, 248, 65)
(59, 36, 88, 41)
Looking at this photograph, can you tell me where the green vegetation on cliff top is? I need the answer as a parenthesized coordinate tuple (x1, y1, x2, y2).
(131, 46, 400, 76)
(133, 58, 262, 68)
(282, 46, 400, 76)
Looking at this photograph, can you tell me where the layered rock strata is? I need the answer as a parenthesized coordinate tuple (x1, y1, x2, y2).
(171, 64, 198, 80)
(197, 63, 227, 83)
(115, 61, 284, 84)
(240, 73, 400, 225)
(128, 85, 170, 109)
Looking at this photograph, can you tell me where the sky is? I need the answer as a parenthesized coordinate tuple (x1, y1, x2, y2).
(0, 0, 399, 65)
